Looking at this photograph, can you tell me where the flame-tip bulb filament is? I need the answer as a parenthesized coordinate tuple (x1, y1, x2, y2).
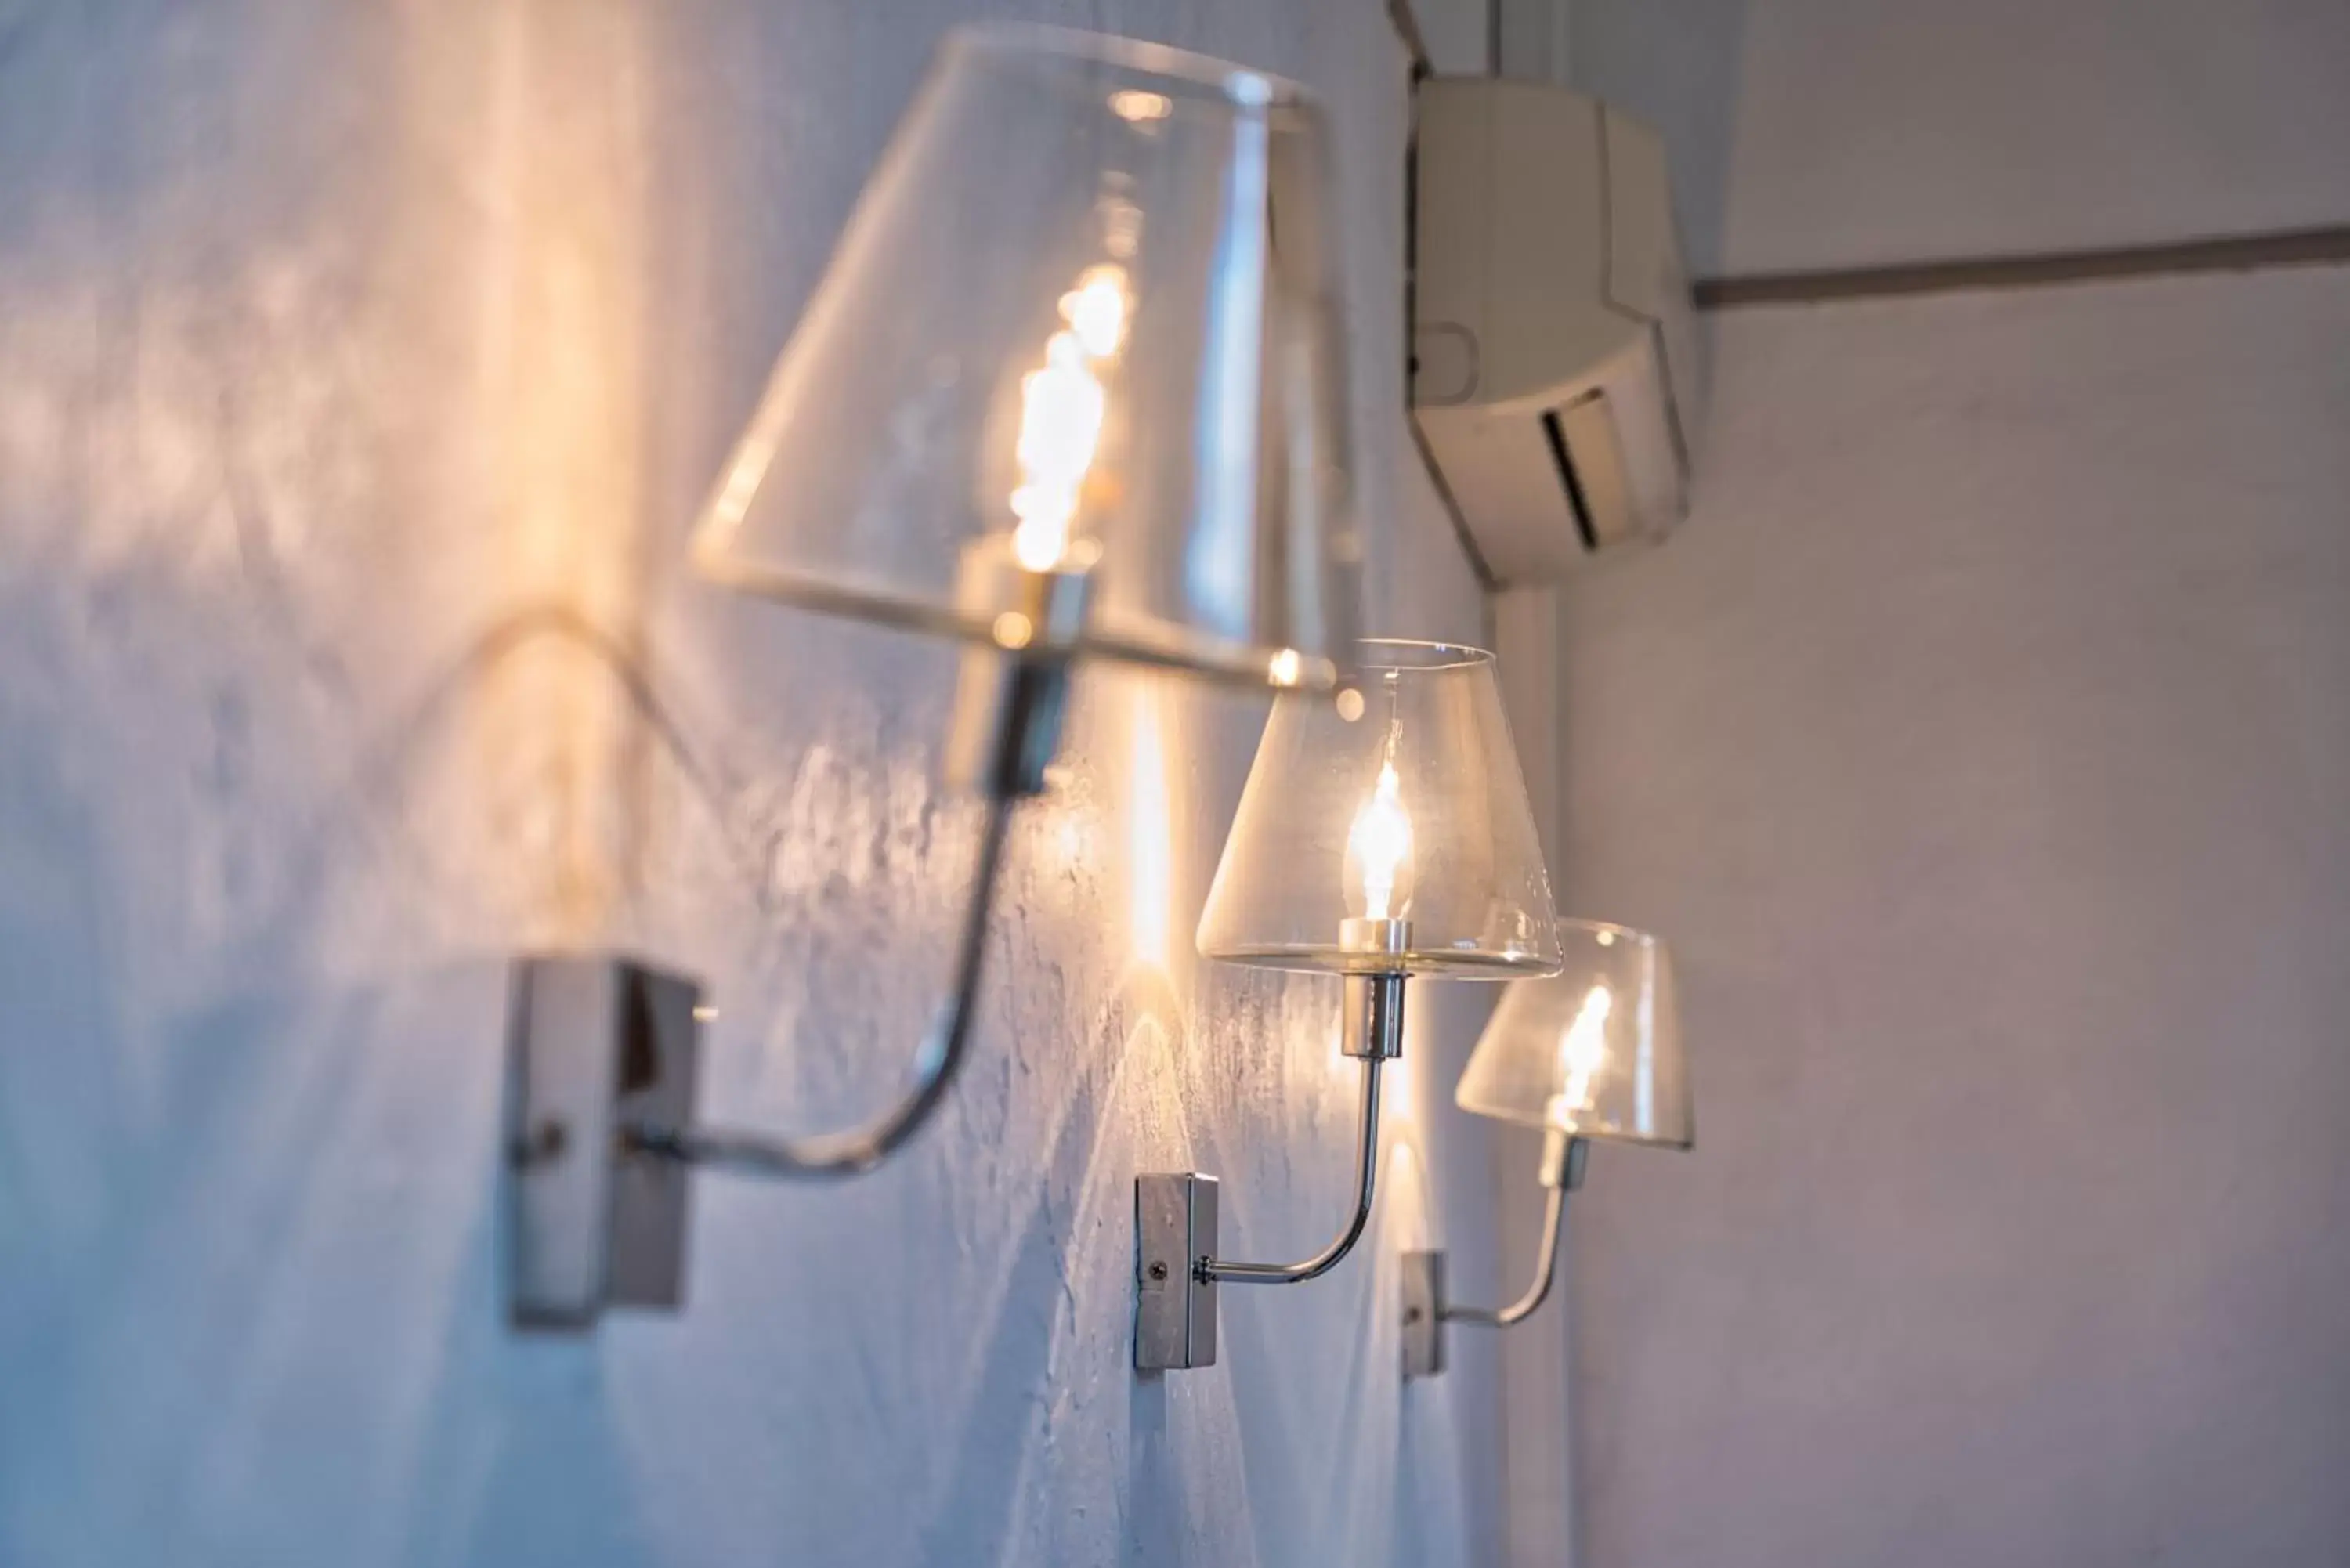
(1009, 264, 1129, 573)
(1344, 761, 1414, 924)
(1545, 984, 1614, 1128)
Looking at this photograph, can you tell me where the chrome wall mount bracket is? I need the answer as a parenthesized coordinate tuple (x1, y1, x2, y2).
(1401, 1248, 1444, 1378)
(1135, 1173, 1220, 1371)
(505, 955, 703, 1330)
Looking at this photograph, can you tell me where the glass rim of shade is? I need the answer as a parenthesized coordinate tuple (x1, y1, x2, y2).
(1555, 914, 1661, 952)
(1351, 637, 1495, 671)
(692, 539, 1342, 692)
(948, 21, 1317, 107)
(689, 22, 1354, 696)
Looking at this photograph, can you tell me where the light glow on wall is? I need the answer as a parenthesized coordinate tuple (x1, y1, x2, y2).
(1126, 681, 1173, 972)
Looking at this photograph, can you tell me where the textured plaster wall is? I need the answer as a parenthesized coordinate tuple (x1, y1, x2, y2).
(1543, 5, 2350, 1562)
(0, 4, 1513, 1566)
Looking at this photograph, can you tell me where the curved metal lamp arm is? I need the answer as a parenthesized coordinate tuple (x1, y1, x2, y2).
(1398, 1130, 1585, 1376)
(506, 595, 1086, 1328)
(1135, 974, 1407, 1369)
(1198, 1053, 1385, 1285)
(1443, 1129, 1585, 1327)
(1444, 1180, 1567, 1326)
(629, 789, 1016, 1180)
(627, 645, 1072, 1181)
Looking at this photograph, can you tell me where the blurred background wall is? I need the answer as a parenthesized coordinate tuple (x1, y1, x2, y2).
(1546, 4, 2350, 1565)
(0, 4, 1513, 1565)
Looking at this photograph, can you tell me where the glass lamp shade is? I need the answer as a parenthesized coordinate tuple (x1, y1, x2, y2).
(1455, 920, 1692, 1147)
(1196, 641, 1562, 977)
(691, 23, 1362, 692)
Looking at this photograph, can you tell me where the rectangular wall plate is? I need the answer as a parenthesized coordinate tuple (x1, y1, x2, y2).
(1402, 1249, 1445, 1379)
(505, 955, 701, 1331)
(1135, 1173, 1218, 1371)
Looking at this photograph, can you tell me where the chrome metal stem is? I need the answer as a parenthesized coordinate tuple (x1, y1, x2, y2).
(1444, 1129, 1582, 1326)
(1444, 1182, 1566, 1326)
(628, 649, 1066, 1180)
(1198, 1053, 1386, 1286)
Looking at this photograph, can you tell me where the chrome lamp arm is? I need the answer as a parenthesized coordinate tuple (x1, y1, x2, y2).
(505, 645, 1072, 1329)
(1198, 1054, 1385, 1285)
(1402, 1128, 1586, 1378)
(1136, 973, 1408, 1371)
(627, 787, 1015, 1179)
(1443, 1178, 1566, 1327)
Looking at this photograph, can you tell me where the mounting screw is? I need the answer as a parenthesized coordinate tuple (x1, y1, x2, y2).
(1403, 1305, 1423, 1325)
(1148, 1260, 1170, 1282)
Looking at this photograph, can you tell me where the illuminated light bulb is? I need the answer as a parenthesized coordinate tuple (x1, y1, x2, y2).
(1063, 266, 1129, 359)
(1544, 984, 1614, 1128)
(1343, 760, 1415, 923)
(1108, 89, 1173, 122)
(1267, 648, 1303, 687)
(1007, 263, 1130, 573)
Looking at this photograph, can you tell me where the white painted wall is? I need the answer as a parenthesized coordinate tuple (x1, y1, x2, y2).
(0, 4, 1519, 1566)
(1571, 0, 2350, 275)
(1407, 0, 1493, 76)
(1536, 7, 2350, 1562)
(1555, 266, 2350, 1568)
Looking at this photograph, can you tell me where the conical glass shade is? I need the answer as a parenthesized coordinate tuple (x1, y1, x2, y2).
(1196, 641, 1561, 977)
(691, 23, 1361, 692)
(1455, 919, 1691, 1147)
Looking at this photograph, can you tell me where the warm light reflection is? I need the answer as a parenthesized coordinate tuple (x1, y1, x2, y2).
(483, 9, 645, 945)
(1108, 89, 1173, 122)
(1546, 984, 1614, 1128)
(1343, 760, 1414, 923)
(1010, 263, 1128, 571)
(1127, 683, 1173, 970)
(1382, 1136, 1437, 1250)
(1049, 811, 1094, 881)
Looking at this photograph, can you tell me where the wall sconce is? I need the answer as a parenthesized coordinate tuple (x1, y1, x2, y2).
(1400, 919, 1691, 1378)
(1136, 640, 1560, 1371)
(507, 24, 1365, 1330)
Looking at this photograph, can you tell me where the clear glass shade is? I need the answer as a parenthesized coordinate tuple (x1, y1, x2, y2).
(1197, 641, 1562, 977)
(1455, 919, 1692, 1147)
(691, 23, 1362, 692)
